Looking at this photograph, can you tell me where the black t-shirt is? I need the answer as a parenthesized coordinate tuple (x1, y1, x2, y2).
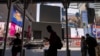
(86, 36, 97, 48)
(13, 38, 21, 46)
(12, 38, 22, 52)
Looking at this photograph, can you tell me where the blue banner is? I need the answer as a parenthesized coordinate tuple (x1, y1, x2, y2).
(11, 7, 23, 27)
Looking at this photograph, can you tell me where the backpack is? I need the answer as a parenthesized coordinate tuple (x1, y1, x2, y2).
(56, 35, 63, 49)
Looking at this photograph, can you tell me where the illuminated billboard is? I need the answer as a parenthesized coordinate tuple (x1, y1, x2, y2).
(0, 22, 22, 37)
(11, 6, 23, 27)
(71, 28, 84, 38)
(0, 22, 5, 37)
(9, 22, 22, 37)
(91, 25, 100, 38)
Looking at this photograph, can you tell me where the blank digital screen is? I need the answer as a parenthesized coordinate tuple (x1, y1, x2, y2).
(40, 5, 60, 23)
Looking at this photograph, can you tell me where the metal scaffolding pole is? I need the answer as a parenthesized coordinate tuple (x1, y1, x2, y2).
(62, 0, 70, 56)
(20, 0, 28, 56)
(2, 0, 12, 56)
(65, 5, 71, 56)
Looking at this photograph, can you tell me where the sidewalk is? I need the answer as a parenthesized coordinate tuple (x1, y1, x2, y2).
(61, 47, 81, 51)
(4, 47, 88, 56)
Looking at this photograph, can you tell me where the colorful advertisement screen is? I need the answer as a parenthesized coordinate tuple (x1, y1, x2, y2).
(0, 21, 22, 38)
(9, 22, 16, 36)
(91, 25, 100, 38)
(9, 22, 22, 37)
(0, 22, 5, 37)
(11, 7, 23, 27)
(71, 28, 84, 38)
